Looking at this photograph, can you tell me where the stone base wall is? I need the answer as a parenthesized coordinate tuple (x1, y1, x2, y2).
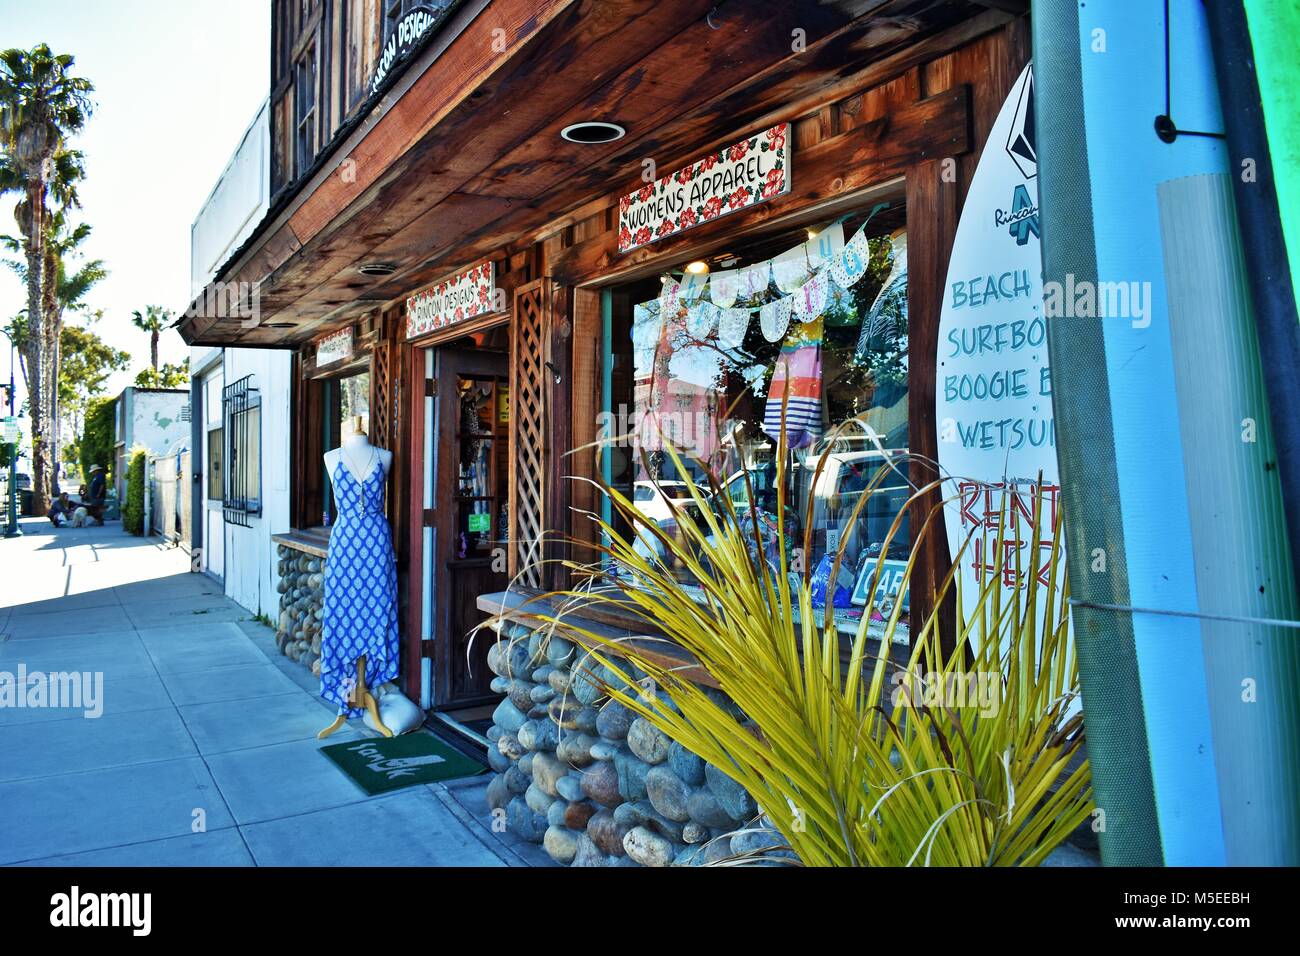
(484, 619, 789, 867)
(275, 544, 323, 677)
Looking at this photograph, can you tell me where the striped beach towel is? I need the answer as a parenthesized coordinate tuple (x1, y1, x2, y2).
(763, 317, 824, 449)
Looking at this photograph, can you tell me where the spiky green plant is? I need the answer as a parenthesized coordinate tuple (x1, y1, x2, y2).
(495, 432, 1091, 866)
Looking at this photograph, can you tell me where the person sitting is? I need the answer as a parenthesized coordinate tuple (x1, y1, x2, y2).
(48, 492, 74, 527)
(84, 465, 107, 526)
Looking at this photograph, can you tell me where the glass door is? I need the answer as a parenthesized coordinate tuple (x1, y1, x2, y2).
(427, 345, 510, 709)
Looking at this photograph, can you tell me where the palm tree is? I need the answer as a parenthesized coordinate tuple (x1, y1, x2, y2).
(131, 305, 170, 374)
(3, 165, 105, 490)
(0, 44, 94, 510)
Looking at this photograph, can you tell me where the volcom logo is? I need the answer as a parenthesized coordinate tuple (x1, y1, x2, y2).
(345, 741, 445, 780)
(1006, 68, 1037, 179)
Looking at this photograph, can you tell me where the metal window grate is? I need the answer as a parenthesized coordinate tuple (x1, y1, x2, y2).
(222, 375, 262, 527)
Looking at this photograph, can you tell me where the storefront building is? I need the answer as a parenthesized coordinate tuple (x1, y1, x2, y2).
(180, 0, 1037, 855)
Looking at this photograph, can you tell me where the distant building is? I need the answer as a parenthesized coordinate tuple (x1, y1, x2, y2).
(189, 98, 292, 617)
(111, 387, 191, 501)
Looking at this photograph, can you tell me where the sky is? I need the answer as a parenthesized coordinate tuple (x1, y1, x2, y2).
(1, 0, 269, 427)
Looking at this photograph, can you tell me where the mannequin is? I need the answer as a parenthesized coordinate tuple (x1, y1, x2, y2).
(323, 416, 393, 487)
(317, 416, 398, 739)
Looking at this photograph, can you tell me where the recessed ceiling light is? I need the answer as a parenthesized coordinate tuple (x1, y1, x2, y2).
(265, 321, 296, 329)
(560, 121, 626, 144)
(685, 260, 709, 274)
(358, 262, 398, 276)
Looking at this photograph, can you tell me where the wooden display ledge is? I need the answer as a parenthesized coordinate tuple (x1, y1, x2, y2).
(477, 589, 720, 690)
(272, 527, 331, 559)
(478, 584, 911, 692)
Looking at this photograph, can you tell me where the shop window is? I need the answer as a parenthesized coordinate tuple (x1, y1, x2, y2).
(604, 204, 909, 631)
(383, 0, 407, 39)
(321, 370, 371, 524)
(294, 44, 317, 176)
(206, 427, 223, 501)
(222, 375, 262, 527)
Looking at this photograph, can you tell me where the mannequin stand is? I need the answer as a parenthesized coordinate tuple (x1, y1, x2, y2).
(318, 655, 393, 739)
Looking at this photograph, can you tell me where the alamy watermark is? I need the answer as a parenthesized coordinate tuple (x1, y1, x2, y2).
(1042, 272, 1152, 328)
(0, 665, 104, 718)
(891, 669, 1002, 718)
(185, 280, 262, 329)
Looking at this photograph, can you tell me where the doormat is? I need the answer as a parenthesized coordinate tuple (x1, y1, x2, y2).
(320, 732, 486, 796)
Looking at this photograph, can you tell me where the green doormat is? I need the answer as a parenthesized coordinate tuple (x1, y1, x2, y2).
(320, 732, 485, 795)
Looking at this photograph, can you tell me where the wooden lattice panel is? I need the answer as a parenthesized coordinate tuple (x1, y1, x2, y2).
(371, 338, 392, 449)
(512, 280, 549, 587)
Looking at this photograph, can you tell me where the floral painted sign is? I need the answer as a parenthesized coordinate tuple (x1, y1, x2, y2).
(315, 327, 354, 367)
(618, 123, 791, 254)
(406, 261, 496, 339)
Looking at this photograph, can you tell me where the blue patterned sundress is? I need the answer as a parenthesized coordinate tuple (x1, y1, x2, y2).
(320, 460, 400, 717)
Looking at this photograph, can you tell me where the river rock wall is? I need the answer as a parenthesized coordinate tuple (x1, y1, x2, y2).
(484, 619, 791, 867)
(275, 544, 323, 676)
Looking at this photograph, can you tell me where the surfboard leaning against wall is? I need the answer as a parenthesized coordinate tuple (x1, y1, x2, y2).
(1035, 0, 1300, 867)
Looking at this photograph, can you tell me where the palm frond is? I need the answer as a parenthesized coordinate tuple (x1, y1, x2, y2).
(492, 424, 1091, 866)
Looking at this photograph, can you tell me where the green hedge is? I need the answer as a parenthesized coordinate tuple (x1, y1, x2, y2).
(121, 446, 148, 535)
(79, 396, 116, 486)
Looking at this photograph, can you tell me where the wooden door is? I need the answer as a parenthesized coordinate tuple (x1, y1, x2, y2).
(432, 346, 510, 708)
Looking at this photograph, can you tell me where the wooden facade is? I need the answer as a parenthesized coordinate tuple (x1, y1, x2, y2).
(180, 0, 1031, 715)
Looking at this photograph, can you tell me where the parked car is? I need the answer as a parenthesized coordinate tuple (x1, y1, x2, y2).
(631, 479, 697, 525)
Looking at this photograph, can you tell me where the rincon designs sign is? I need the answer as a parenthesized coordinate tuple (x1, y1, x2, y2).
(406, 261, 496, 339)
(369, 3, 451, 96)
(618, 123, 791, 254)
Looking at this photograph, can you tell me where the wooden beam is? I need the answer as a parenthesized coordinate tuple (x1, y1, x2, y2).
(548, 84, 970, 285)
(569, 288, 603, 567)
(182, 0, 883, 344)
(183, 1, 1004, 348)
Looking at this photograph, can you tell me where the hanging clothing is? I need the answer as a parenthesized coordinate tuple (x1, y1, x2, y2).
(855, 231, 908, 361)
(320, 459, 399, 717)
(637, 299, 724, 466)
(763, 317, 825, 449)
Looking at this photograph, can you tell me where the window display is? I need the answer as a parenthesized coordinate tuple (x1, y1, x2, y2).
(608, 204, 910, 631)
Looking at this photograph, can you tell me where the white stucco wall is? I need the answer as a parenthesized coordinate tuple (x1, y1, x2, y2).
(219, 348, 293, 618)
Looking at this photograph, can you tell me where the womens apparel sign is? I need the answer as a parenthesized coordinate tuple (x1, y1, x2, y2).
(618, 123, 791, 253)
(315, 327, 354, 367)
(934, 63, 1064, 624)
(406, 261, 496, 339)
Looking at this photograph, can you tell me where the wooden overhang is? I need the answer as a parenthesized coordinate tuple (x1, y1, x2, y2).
(178, 0, 1013, 348)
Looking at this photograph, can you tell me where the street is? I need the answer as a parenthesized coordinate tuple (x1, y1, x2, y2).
(0, 517, 546, 867)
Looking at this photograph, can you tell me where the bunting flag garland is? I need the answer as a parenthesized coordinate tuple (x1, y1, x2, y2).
(687, 299, 719, 337)
(791, 272, 829, 319)
(759, 296, 792, 342)
(772, 222, 845, 293)
(717, 305, 750, 350)
(659, 278, 681, 318)
(709, 268, 741, 308)
(661, 202, 890, 351)
(743, 260, 772, 299)
(678, 271, 708, 304)
(830, 228, 873, 290)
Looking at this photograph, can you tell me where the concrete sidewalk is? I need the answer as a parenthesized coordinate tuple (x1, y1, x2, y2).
(0, 516, 548, 867)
